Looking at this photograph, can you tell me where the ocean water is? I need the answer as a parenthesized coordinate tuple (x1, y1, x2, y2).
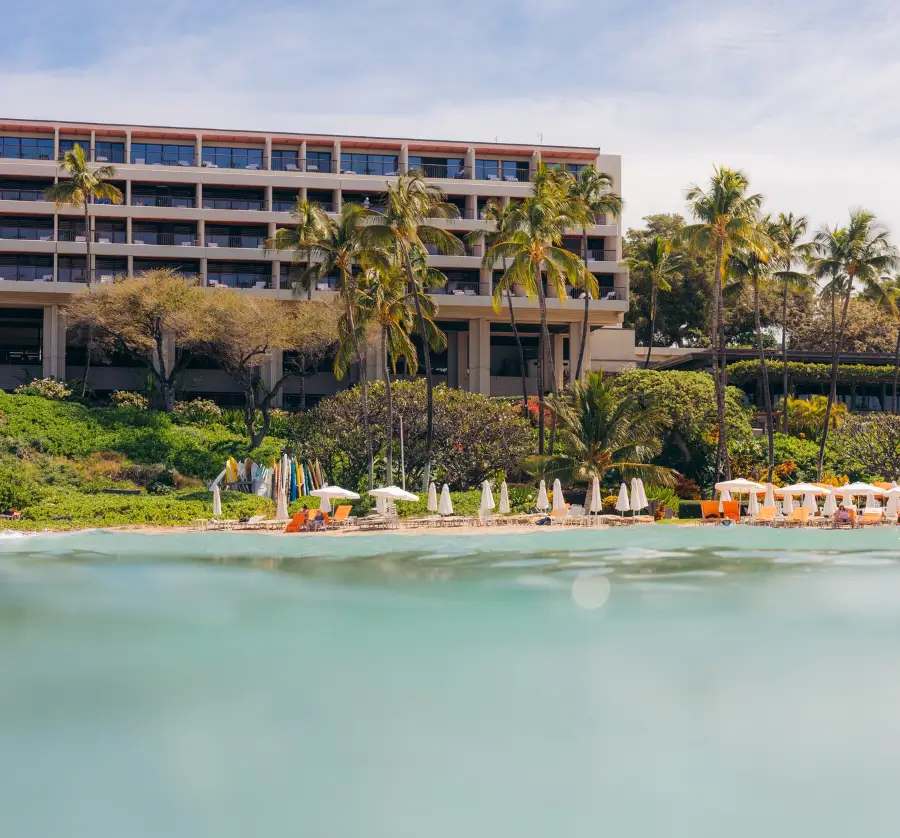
(3, 525, 900, 837)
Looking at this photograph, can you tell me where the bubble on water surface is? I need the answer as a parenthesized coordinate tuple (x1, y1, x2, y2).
(571, 573, 611, 609)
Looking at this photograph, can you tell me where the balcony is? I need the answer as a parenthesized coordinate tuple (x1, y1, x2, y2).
(94, 230, 128, 244)
(545, 284, 628, 301)
(93, 269, 127, 284)
(474, 161, 531, 182)
(207, 273, 271, 289)
(202, 197, 265, 211)
(0, 225, 53, 241)
(0, 348, 41, 364)
(132, 232, 199, 247)
(0, 187, 48, 202)
(58, 230, 88, 243)
(58, 268, 87, 283)
(201, 148, 265, 171)
(272, 199, 296, 212)
(132, 194, 196, 209)
(205, 234, 264, 249)
(0, 266, 55, 282)
(432, 280, 481, 296)
(409, 162, 469, 180)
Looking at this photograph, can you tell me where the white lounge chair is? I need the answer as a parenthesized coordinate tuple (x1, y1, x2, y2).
(285, 163, 298, 171)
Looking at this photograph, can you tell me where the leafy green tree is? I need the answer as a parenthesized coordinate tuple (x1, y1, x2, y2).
(626, 235, 679, 368)
(682, 167, 767, 482)
(861, 273, 900, 413)
(568, 166, 622, 378)
(359, 172, 463, 489)
(813, 210, 898, 477)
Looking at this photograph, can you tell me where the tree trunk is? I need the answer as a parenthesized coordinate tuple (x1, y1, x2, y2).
(818, 280, 853, 478)
(344, 278, 374, 490)
(506, 286, 529, 418)
(402, 244, 435, 491)
(535, 259, 556, 456)
(79, 199, 93, 399)
(645, 280, 658, 369)
(383, 327, 393, 486)
(781, 280, 789, 432)
(893, 325, 900, 415)
(575, 226, 590, 380)
(711, 239, 728, 483)
(754, 274, 774, 482)
(716, 239, 730, 480)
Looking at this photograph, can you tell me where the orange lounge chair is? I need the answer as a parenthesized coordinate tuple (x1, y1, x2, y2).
(330, 505, 354, 528)
(284, 510, 308, 533)
(779, 507, 810, 528)
(721, 500, 741, 523)
(858, 511, 884, 527)
(700, 500, 722, 523)
(753, 506, 777, 526)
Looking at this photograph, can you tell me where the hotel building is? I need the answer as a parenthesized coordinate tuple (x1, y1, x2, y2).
(0, 118, 632, 407)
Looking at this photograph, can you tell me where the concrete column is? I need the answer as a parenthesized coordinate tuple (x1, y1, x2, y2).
(264, 136, 272, 170)
(299, 140, 308, 170)
(530, 150, 541, 178)
(52, 251, 58, 282)
(456, 330, 469, 391)
(42, 306, 61, 379)
(466, 194, 477, 220)
(195, 134, 203, 166)
(200, 257, 208, 286)
(125, 180, 131, 206)
(399, 144, 409, 174)
(89, 130, 96, 161)
(333, 188, 342, 213)
(553, 332, 565, 390)
(299, 185, 308, 203)
(56, 309, 67, 379)
(196, 182, 203, 209)
(465, 147, 476, 179)
(126, 216, 132, 244)
(479, 265, 492, 297)
(569, 321, 586, 380)
(53, 126, 60, 160)
(265, 185, 273, 211)
(468, 318, 490, 395)
(125, 129, 131, 163)
(127, 254, 134, 276)
(333, 139, 342, 174)
(272, 259, 281, 290)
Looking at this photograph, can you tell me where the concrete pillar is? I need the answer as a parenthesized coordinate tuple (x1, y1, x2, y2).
(198, 218, 206, 247)
(196, 182, 203, 209)
(42, 306, 61, 379)
(479, 265, 492, 297)
(399, 144, 409, 174)
(466, 194, 477, 221)
(465, 147, 476, 179)
(272, 259, 281, 290)
(126, 216, 132, 244)
(127, 254, 134, 276)
(456, 329, 469, 391)
(468, 318, 490, 395)
(299, 185, 308, 202)
(53, 126, 60, 160)
(56, 310, 67, 379)
(269, 349, 284, 407)
(125, 129, 131, 163)
(264, 136, 272, 170)
(530, 149, 541, 178)
(265, 184, 273, 211)
(569, 321, 586, 381)
(125, 180, 131, 206)
(89, 130, 96, 161)
(333, 139, 342, 173)
(299, 140, 308, 171)
(52, 251, 58, 282)
(195, 134, 203, 166)
(333, 188, 342, 213)
(200, 257, 208, 286)
(553, 332, 565, 390)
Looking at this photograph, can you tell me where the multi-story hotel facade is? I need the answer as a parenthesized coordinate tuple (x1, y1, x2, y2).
(0, 118, 632, 407)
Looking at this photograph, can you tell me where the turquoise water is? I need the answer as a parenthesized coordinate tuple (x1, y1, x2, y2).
(4, 525, 900, 836)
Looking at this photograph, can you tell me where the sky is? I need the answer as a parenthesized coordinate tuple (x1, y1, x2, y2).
(1, 0, 899, 234)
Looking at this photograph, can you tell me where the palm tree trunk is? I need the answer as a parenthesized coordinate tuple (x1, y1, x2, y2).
(645, 280, 658, 369)
(711, 239, 728, 483)
(80, 199, 93, 399)
(575, 226, 590, 380)
(535, 260, 557, 456)
(383, 327, 393, 486)
(716, 240, 730, 480)
(401, 244, 435, 491)
(781, 280, 789, 432)
(818, 280, 853, 478)
(343, 279, 374, 490)
(506, 287, 529, 418)
(893, 324, 900, 415)
(754, 275, 774, 482)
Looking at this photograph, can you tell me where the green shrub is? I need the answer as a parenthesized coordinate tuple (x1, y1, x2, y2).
(111, 391, 149, 410)
(13, 378, 72, 399)
(678, 500, 702, 519)
(644, 485, 680, 514)
(172, 399, 223, 425)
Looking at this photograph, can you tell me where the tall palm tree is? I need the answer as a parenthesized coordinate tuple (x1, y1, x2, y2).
(769, 212, 815, 432)
(568, 166, 622, 379)
(265, 200, 385, 489)
(626, 234, 679, 369)
(45, 143, 123, 288)
(358, 172, 462, 490)
(470, 200, 530, 414)
(728, 241, 776, 481)
(484, 164, 587, 454)
(681, 167, 766, 482)
(526, 369, 675, 486)
(860, 273, 900, 413)
(813, 210, 899, 477)
(45, 143, 123, 397)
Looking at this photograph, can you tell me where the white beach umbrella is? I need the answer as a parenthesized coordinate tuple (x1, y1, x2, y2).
(715, 478, 766, 494)
(375, 494, 387, 514)
(499, 481, 511, 515)
(615, 482, 630, 515)
(536, 480, 549, 512)
(763, 482, 776, 508)
(212, 484, 222, 516)
(275, 482, 289, 520)
(719, 488, 733, 502)
(552, 479, 566, 512)
(439, 484, 454, 516)
(590, 477, 602, 514)
(865, 491, 880, 511)
(479, 481, 495, 518)
(780, 492, 793, 516)
(369, 486, 419, 502)
(630, 477, 647, 513)
(802, 492, 818, 512)
(310, 485, 360, 501)
(637, 479, 649, 510)
(427, 482, 438, 513)
(885, 487, 900, 519)
(747, 490, 760, 516)
(823, 489, 838, 516)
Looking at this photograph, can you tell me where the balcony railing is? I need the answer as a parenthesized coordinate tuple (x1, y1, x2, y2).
(202, 197, 265, 211)
(131, 156, 194, 167)
(0, 348, 41, 364)
(0, 188, 47, 202)
(432, 281, 481, 296)
(207, 273, 271, 289)
(94, 231, 128, 244)
(409, 163, 469, 180)
(58, 268, 88, 283)
(546, 284, 628, 301)
(58, 230, 89, 243)
(272, 199, 297, 212)
(475, 168, 530, 182)
(132, 233, 199, 246)
(92, 151, 126, 164)
(94, 269, 127, 284)
(0, 266, 55, 282)
(205, 234, 265, 249)
(132, 194, 196, 208)
(0, 226, 53, 241)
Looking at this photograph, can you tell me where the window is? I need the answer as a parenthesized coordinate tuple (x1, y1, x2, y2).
(474, 159, 500, 180)
(131, 143, 194, 166)
(93, 141, 125, 163)
(0, 136, 54, 160)
(340, 153, 398, 176)
(566, 163, 588, 177)
(0, 254, 53, 282)
(202, 146, 264, 170)
(501, 161, 529, 182)
(408, 156, 465, 178)
(305, 151, 332, 173)
(272, 149, 300, 171)
(476, 159, 529, 181)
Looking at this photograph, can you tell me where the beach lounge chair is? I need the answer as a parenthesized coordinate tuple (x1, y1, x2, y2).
(284, 510, 308, 533)
(752, 506, 778, 526)
(549, 508, 569, 524)
(779, 507, 810, 528)
(232, 514, 267, 531)
(858, 511, 884, 528)
(700, 500, 722, 524)
(721, 500, 741, 523)
(330, 505, 354, 529)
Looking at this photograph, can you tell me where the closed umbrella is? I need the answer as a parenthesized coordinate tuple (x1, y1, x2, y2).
(780, 492, 793, 516)
(275, 481, 289, 520)
(590, 477, 602, 514)
(552, 479, 565, 512)
(536, 480, 549, 512)
(479, 481, 495, 519)
(439, 484, 454, 516)
(802, 492, 818, 512)
(747, 490, 760, 516)
(884, 486, 900, 520)
(615, 482, 630, 515)
(630, 477, 647, 514)
(427, 482, 438, 513)
(865, 491, 880, 512)
(763, 482, 776, 508)
(823, 489, 838, 516)
(212, 484, 222, 516)
(636, 479, 649, 510)
(499, 481, 511, 515)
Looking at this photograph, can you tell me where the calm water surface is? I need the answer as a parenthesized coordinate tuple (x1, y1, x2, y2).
(3, 525, 900, 837)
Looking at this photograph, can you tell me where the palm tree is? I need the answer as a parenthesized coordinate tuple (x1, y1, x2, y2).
(265, 200, 385, 489)
(728, 240, 776, 481)
(484, 164, 587, 454)
(568, 166, 622, 379)
(769, 213, 815, 432)
(526, 369, 675, 487)
(681, 167, 766, 482)
(626, 234, 679, 369)
(470, 200, 530, 414)
(357, 172, 463, 490)
(45, 143, 123, 397)
(813, 210, 899, 477)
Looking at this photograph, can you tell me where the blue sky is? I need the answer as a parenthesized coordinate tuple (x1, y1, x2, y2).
(2, 0, 899, 233)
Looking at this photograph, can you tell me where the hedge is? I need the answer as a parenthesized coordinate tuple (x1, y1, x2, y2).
(677, 500, 703, 519)
(727, 360, 900, 386)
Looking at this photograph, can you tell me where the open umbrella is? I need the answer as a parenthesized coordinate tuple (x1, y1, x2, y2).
(479, 481, 495, 519)
(499, 481, 511, 515)
(427, 482, 438, 513)
(536, 480, 549, 512)
(439, 484, 454, 516)
(311, 485, 360, 513)
(369, 486, 419, 502)
(552, 479, 565, 512)
(212, 484, 222, 516)
(615, 483, 630, 515)
(590, 477, 602, 514)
